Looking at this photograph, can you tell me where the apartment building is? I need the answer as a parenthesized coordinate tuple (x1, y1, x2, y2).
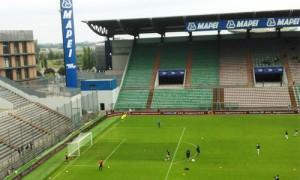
(0, 30, 37, 81)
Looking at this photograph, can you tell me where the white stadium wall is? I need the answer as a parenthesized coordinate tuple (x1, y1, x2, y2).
(81, 87, 119, 111)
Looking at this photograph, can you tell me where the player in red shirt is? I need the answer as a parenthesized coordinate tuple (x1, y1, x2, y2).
(98, 160, 104, 171)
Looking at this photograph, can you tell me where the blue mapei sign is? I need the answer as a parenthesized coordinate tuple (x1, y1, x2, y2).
(159, 69, 185, 77)
(255, 67, 283, 74)
(186, 17, 300, 32)
(60, 0, 77, 88)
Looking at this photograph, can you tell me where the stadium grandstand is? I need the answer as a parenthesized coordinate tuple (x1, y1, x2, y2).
(1, 8, 300, 180)
(85, 9, 300, 112)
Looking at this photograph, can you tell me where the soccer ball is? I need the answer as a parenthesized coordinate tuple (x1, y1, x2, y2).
(191, 159, 195, 162)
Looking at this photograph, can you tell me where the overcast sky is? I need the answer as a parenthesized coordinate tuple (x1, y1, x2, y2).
(0, 0, 299, 43)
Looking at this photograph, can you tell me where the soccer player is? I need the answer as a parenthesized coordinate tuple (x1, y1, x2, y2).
(285, 130, 289, 140)
(186, 149, 191, 160)
(294, 129, 298, 136)
(165, 150, 171, 161)
(196, 145, 200, 156)
(157, 120, 161, 128)
(98, 160, 104, 171)
(256, 144, 260, 156)
(274, 174, 279, 180)
(65, 154, 69, 161)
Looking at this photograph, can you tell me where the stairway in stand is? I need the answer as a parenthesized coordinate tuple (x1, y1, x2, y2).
(184, 44, 193, 87)
(288, 86, 297, 109)
(282, 55, 294, 86)
(146, 46, 161, 109)
(246, 51, 254, 87)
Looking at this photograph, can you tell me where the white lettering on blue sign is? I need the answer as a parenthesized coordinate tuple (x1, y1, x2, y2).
(197, 22, 219, 30)
(60, 0, 77, 87)
(187, 22, 197, 31)
(62, 6, 74, 60)
(62, 0, 72, 8)
(277, 18, 300, 26)
(187, 17, 300, 32)
(226, 20, 236, 29)
(236, 19, 259, 28)
(66, 63, 76, 69)
(267, 18, 276, 27)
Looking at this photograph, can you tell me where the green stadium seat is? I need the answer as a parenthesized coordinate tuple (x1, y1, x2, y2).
(191, 42, 219, 86)
(151, 88, 212, 109)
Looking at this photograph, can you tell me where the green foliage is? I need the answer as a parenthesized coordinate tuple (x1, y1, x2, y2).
(40, 54, 48, 69)
(81, 47, 96, 70)
(34, 41, 40, 64)
(57, 67, 66, 76)
(44, 68, 55, 75)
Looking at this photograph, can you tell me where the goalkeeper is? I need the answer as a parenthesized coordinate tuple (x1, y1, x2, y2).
(121, 113, 127, 120)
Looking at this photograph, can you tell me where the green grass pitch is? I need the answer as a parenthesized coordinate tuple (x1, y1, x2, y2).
(25, 115, 300, 180)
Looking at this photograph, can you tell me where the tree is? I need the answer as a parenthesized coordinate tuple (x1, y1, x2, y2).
(57, 66, 65, 76)
(35, 41, 40, 64)
(40, 54, 48, 68)
(81, 46, 96, 70)
(48, 49, 55, 60)
(44, 68, 55, 75)
(36, 70, 42, 76)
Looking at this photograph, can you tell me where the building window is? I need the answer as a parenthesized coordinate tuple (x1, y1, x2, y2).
(24, 68, 29, 79)
(23, 56, 28, 66)
(22, 42, 27, 53)
(15, 56, 21, 67)
(3, 42, 10, 54)
(16, 69, 22, 80)
(4, 56, 11, 68)
(5, 70, 13, 80)
(14, 42, 20, 54)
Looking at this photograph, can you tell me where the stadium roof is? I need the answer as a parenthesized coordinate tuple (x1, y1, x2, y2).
(84, 9, 300, 37)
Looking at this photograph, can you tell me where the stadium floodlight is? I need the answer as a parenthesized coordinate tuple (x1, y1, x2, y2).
(68, 132, 93, 157)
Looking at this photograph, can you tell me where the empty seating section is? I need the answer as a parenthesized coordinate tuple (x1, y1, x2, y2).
(294, 86, 300, 106)
(191, 42, 219, 86)
(0, 144, 12, 161)
(287, 39, 300, 84)
(115, 39, 300, 110)
(219, 40, 248, 86)
(224, 87, 291, 109)
(250, 39, 282, 68)
(0, 103, 72, 163)
(122, 43, 157, 88)
(0, 113, 44, 160)
(0, 86, 30, 108)
(115, 90, 149, 109)
(288, 59, 300, 84)
(115, 43, 157, 109)
(159, 42, 187, 69)
(151, 88, 212, 109)
(254, 54, 282, 67)
(14, 103, 71, 133)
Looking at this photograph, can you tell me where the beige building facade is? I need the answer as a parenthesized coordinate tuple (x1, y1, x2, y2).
(0, 30, 37, 81)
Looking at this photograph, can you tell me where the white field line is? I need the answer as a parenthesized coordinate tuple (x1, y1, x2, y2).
(105, 138, 126, 161)
(72, 138, 126, 167)
(51, 122, 120, 179)
(164, 127, 186, 180)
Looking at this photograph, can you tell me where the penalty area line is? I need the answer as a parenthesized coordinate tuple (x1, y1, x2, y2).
(71, 138, 126, 167)
(165, 127, 186, 180)
(51, 123, 120, 180)
(105, 138, 126, 162)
